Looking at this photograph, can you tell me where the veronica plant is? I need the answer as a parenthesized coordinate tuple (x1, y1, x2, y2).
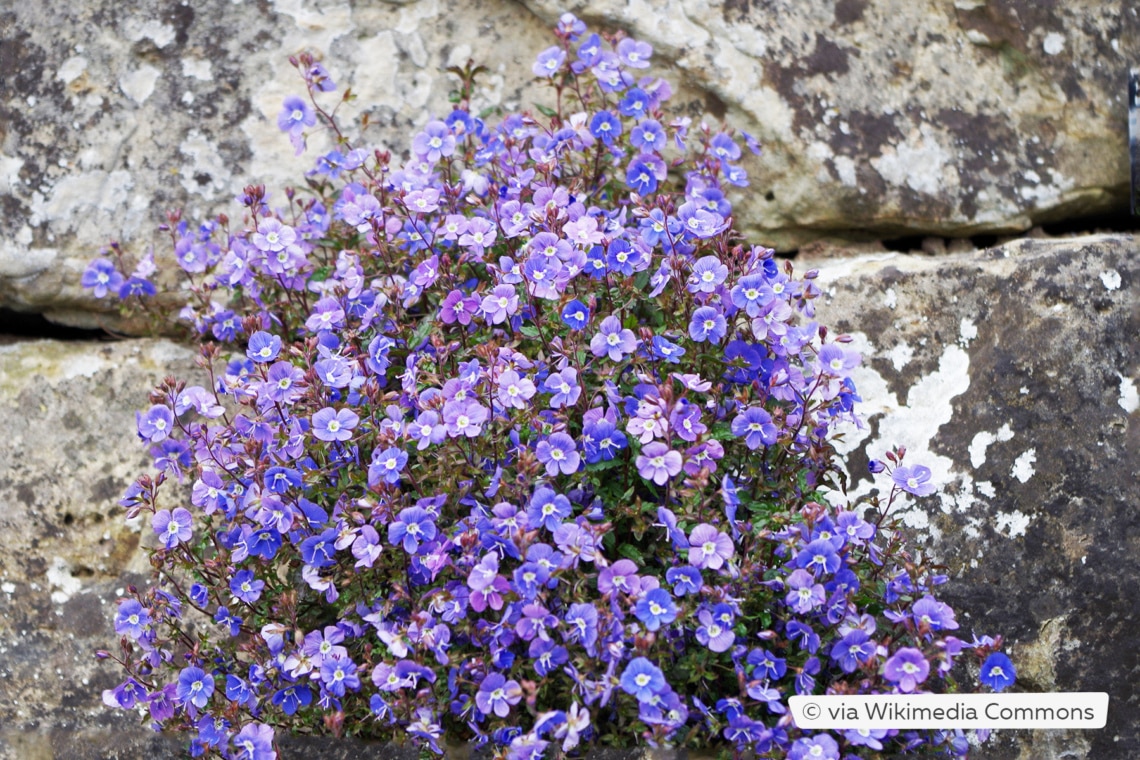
(90, 14, 1013, 760)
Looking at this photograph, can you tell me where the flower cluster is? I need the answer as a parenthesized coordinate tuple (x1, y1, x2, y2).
(90, 15, 1013, 760)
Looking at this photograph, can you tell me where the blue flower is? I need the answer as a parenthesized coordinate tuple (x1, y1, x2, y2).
(980, 652, 1016, 692)
(230, 569, 265, 604)
(388, 507, 438, 554)
(588, 111, 622, 145)
(619, 657, 665, 702)
(560, 299, 590, 330)
(176, 666, 214, 709)
(634, 588, 678, 631)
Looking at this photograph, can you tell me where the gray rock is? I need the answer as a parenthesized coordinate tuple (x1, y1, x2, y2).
(521, 0, 1135, 249)
(0, 0, 551, 323)
(807, 233, 1139, 759)
(2, 1, 1134, 322)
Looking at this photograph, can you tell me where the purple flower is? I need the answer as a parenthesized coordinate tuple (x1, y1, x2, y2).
(636, 442, 682, 486)
(408, 411, 447, 450)
(232, 722, 276, 760)
(630, 119, 665, 152)
(533, 46, 566, 77)
(412, 120, 456, 163)
(278, 95, 315, 135)
(731, 406, 778, 449)
(582, 417, 627, 463)
(883, 647, 931, 692)
(591, 315, 638, 361)
(620, 657, 665, 702)
(687, 523, 734, 570)
(980, 652, 1016, 692)
(82, 258, 123, 298)
(476, 673, 522, 718)
(912, 595, 959, 632)
(788, 734, 839, 760)
(114, 599, 150, 639)
(528, 485, 574, 533)
(831, 630, 876, 673)
(320, 655, 361, 697)
(542, 367, 581, 408)
(666, 566, 702, 596)
(536, 432, 580, 476)
(136, 405, 174, 443)
(388, 506, 437, 554)
(651, 335, 685, 363)
(634, 588, 678, 631)
(589, 110, 622, 145)
(688, 255, 728, 293)
(496, 370, 537, 410)
(796, 538, 841, 577)
(481, 284, 520, 325)
(311, 407, 359, 442)
(153, 507, 193, 548)
(892, 464, 936, 496)
(696, 607, 735, 652)
(625, 156, 658, 195)
(176, 666, 214, 710)
(785, 568, 826, 613)
(368, 447, 408, 486)
(442, 398, 488, 438)
(229, 570, 264, 604)
(617, 38, 653, 68)
(246, 331, 282, 363)
(689, 305, 726, 343)
(597, 559, 640, 595)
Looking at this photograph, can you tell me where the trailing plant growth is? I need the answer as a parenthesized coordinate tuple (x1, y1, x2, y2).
(89, 14, 1014, 760)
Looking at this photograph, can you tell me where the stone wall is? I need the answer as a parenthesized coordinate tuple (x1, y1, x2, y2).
(1, 0, 1135, 322)
(1, 1, 1138, 758)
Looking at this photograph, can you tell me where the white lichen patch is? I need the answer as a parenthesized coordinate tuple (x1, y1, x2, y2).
(995, 510, 1031, 539)
(179, 131, 233, 198)
(1011, 449, 1037, 483)
(871, 125, 953, 196)
(958, 317, 977, 346)
(1, 582, 14, 595)
(29, 170, 134, 226)
(1100, 269, 1122, 291)
(57, 55, 89, 85)
(834, 155, 858, 187)
(883, 287, 897, 310)
(976, 480, 996, 498)
(828, 333, 972, 539)
(181, 58, 213, 81)
(1118, 372, 1139, 414)
(888, 341, 913, 370)
(968, 423, 1014, 468)
(47, 557, 82, 605)
(0, 152, 24, 194)
(1043, 32, 1065, 56)
(119, 64, 162, 105)
(125, 18, 176, 48)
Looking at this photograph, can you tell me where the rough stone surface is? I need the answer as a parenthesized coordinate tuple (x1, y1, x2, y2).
(2, 235, 1136, 757)
(0, 0, 553, 323)
(807, 233, 1139, 759)
(2, 1, 1135, 321)
(521, 0, 1136, 248)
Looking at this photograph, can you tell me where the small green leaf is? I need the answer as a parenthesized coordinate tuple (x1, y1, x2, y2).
(534, 103, 558, 118)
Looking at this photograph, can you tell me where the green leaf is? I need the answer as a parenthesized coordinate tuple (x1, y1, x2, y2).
(519, 324, 541, 339)
(618, 544, 644, 563)
(409, 311, 437, 349)
(534, 103, 558, 118)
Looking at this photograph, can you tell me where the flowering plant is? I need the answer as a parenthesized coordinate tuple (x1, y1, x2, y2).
(89, 14, 1014, 760)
